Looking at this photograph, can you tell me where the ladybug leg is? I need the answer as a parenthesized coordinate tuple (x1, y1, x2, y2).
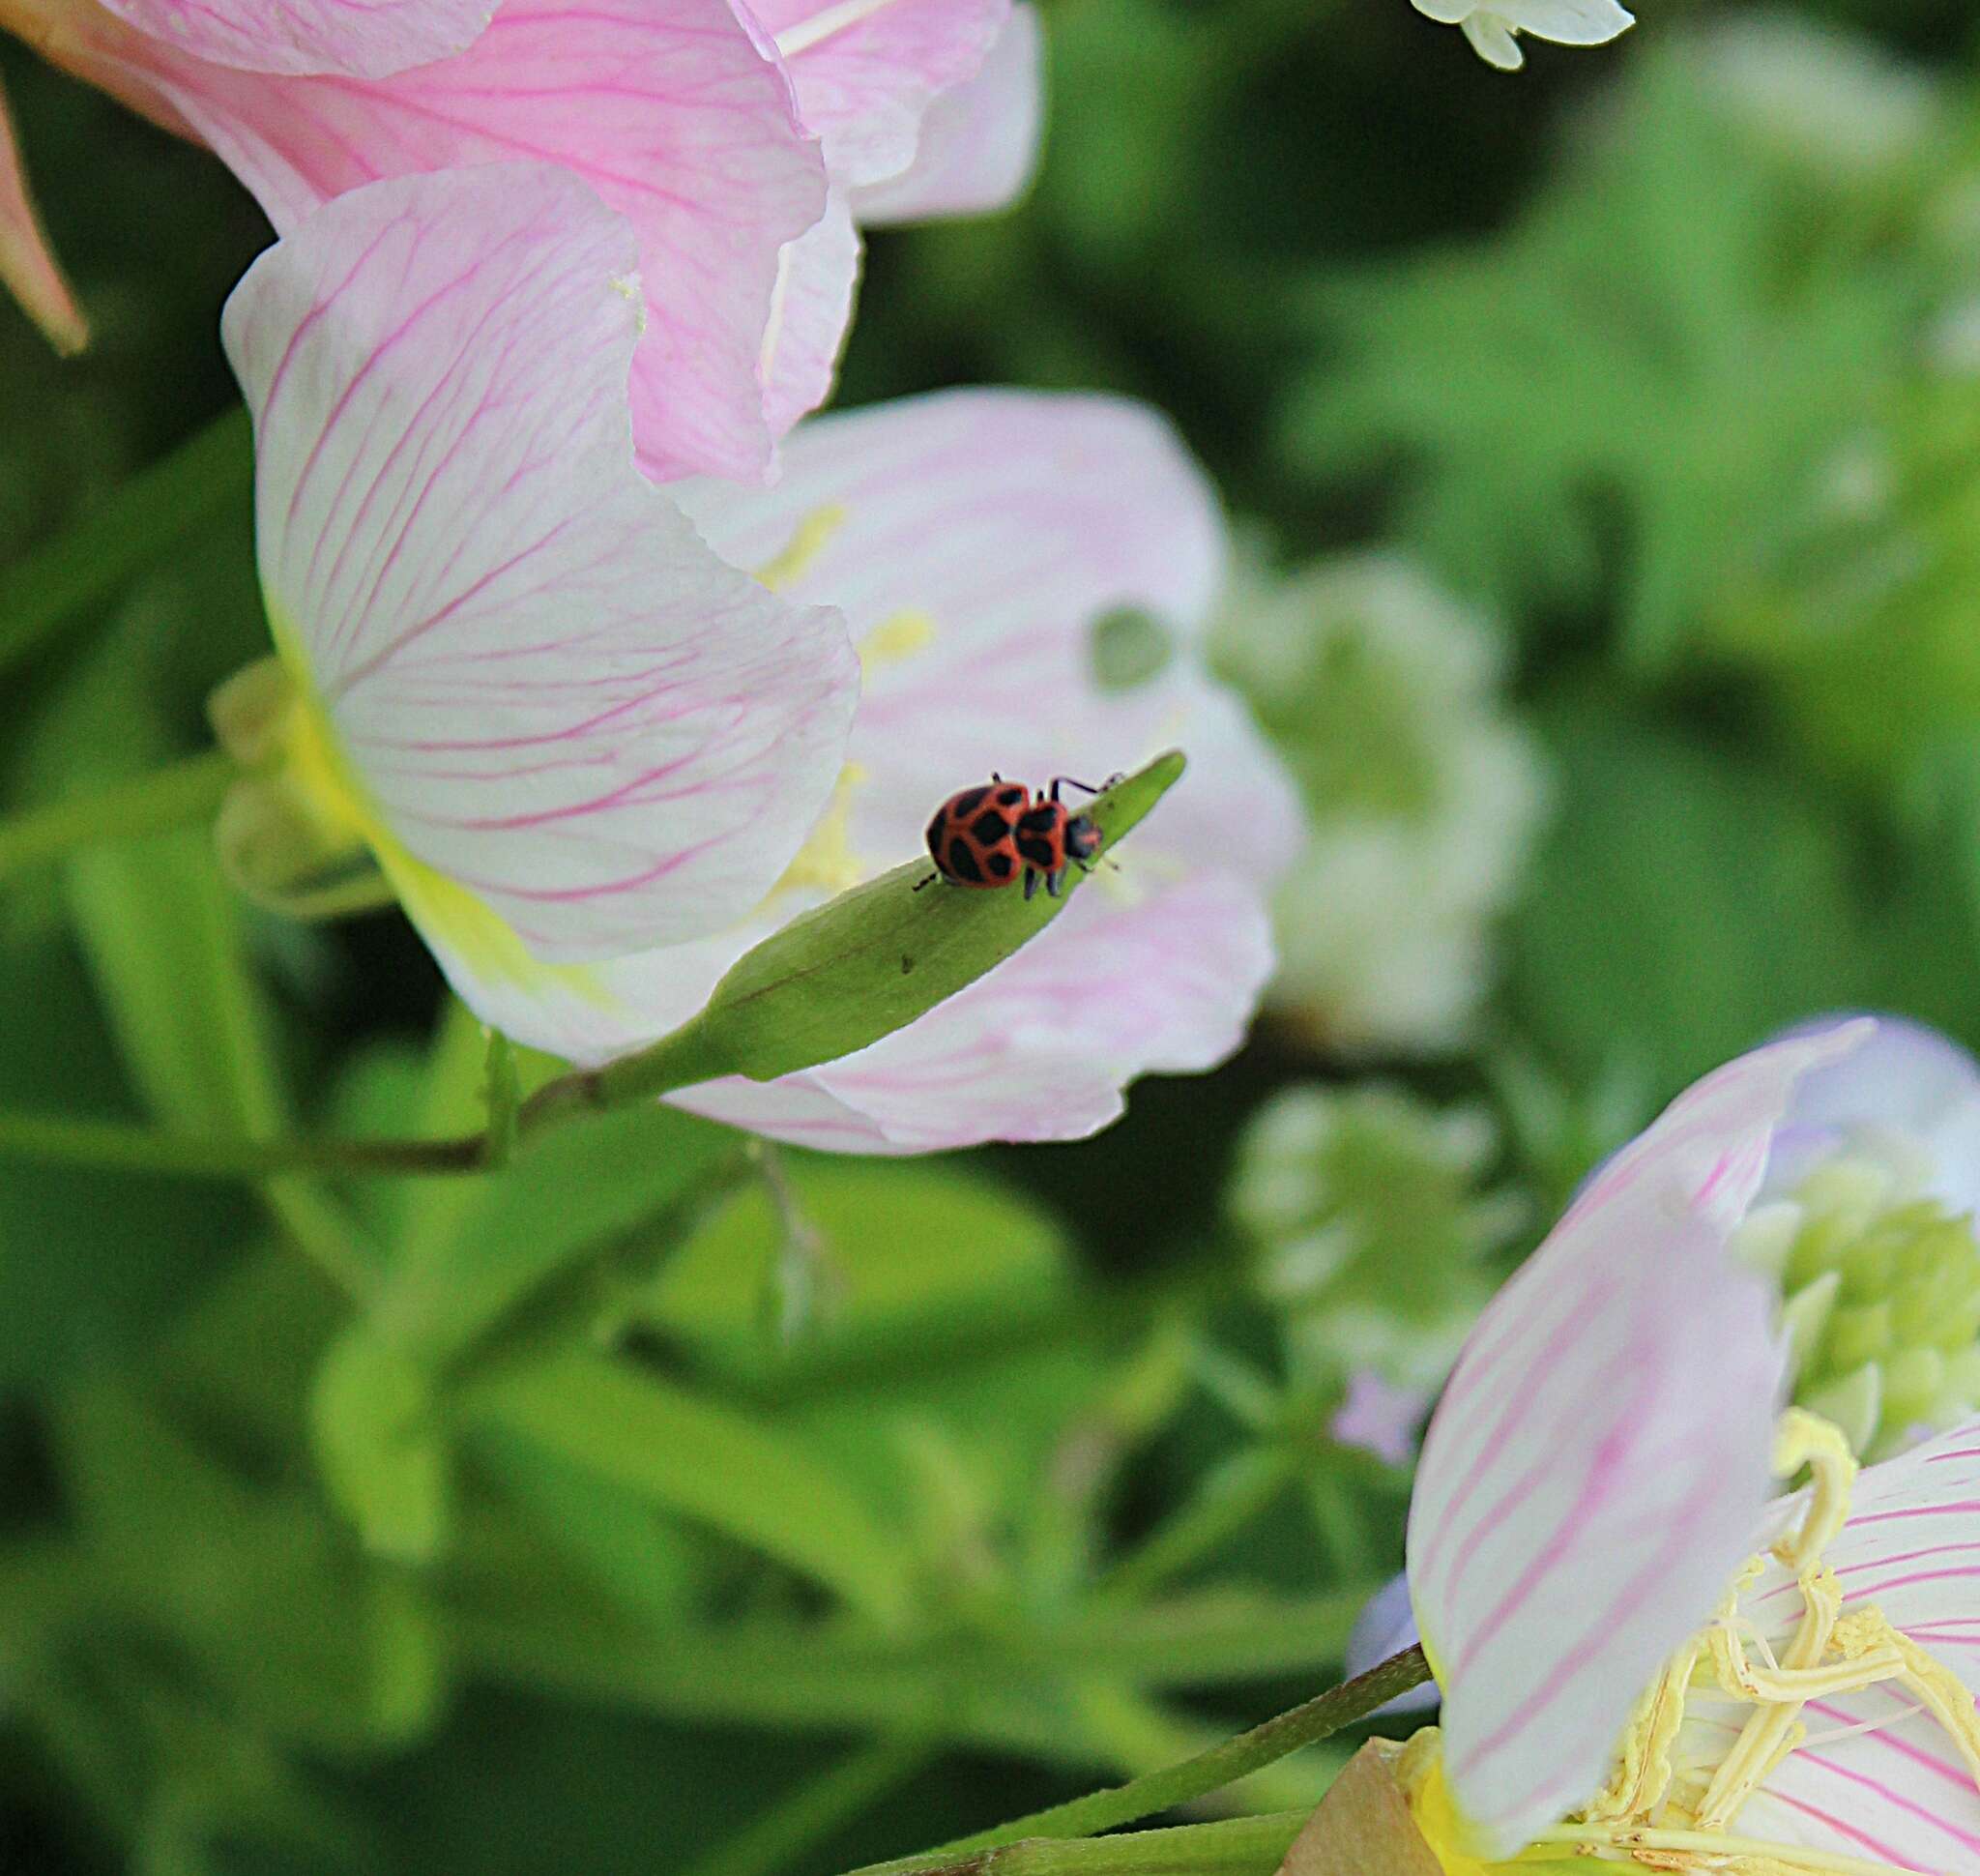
(1024, 866, 1040, 902)
(1048, 775, 1103, 803)
(914, 870, 940, 892)
(1046, 867, 1065, 898)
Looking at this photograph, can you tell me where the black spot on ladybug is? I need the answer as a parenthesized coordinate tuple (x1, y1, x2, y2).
(946, 837, 983, 883)
(972, 809, 1011, 843)
(1016, 834, 1056, 868)
(987, 851, 1014, 878)
(994, 785, 1026, 808)
(1018, 806, 1059, 836)
(951, 786, 989, 817)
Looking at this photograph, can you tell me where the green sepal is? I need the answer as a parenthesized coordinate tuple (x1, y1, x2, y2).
(593, 751, 1186, 1102)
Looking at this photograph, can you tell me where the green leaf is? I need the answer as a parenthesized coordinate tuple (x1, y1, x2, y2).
(640, 1157, 1073, 1384)
(371, 1100, 741, 1370)
(66, 827, 284, 1137)
(593, 752, 1186, 1101)
(310, 1326, 451, 1565)
(0, 406, 251, 682)
(462, 1349, 915, 1625)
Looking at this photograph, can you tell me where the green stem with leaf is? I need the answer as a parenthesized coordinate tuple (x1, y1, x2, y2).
(0, 754, 1188, 1183)
(843, 1647, 1431, 1875)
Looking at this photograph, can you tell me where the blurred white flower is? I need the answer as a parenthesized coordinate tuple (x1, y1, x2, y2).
(1411, 0, 1632, 73)
(1700, 12, 1940, 183)
(1214, 554, 1546, 1057)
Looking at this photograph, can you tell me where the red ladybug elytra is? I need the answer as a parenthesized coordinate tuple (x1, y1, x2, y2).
(916, 774, 1114, 901)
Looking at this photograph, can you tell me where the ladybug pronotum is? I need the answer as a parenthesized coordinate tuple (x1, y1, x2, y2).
(917, 774, 1111, 901)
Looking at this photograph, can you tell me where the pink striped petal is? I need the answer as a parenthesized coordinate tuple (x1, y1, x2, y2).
(676, 388, 1299, 894)
(748, 0, 1007, 189)
(0, 76, 86, 353)
(853, 4, 1041, 224)
(1564, 1023, 1874, 1240)
(96, 0, 829, 482)
(1409, 1027, 1872, 1858)
(222, 164, 857, 964)
(1705, 1422, 1980, 1872)
(96, 0, 489, 76)
(1409, 1190, 1783, 1857)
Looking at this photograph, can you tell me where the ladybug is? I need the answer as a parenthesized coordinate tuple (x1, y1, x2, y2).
(917, 774, 1113, 900)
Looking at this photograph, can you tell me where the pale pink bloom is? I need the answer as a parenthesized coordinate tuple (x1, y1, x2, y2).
(2, 0, 1040, 475)
(426, 390, 1302, 1153)
(1408, 1025, 1868, 1857)
(1395, 1016, 1980, 1874)
(222, 166, 859, 962)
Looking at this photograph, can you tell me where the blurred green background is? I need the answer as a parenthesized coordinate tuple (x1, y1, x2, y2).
(6, 0, 1980, 1868)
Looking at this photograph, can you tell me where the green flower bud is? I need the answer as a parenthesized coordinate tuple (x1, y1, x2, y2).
(1744, 1146, 1980, 1459)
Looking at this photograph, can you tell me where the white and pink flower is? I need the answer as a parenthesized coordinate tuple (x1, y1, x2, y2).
(1381, 1020, 1980, 1874)
(445, 384, 1302, 1152)
(219, 161, 1297, 1154)
(0, 0, 1041, 478)
(219, 163, 860, 977)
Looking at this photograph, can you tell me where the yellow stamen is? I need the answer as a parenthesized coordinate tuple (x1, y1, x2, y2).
(1403, 1409, 1980, 1876)
(1585, 1639, 1699, 1825)
(752, 505, 847, 593)
(859, 608, 936, 669)
(768, 763, 868, 899)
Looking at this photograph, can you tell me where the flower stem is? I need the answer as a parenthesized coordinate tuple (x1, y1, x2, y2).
(0, 747, 237, 884)
(840, 1648, 1431, 1876)
(866, 1813, 1312, 1876)
(0, 1108, 483, 1179)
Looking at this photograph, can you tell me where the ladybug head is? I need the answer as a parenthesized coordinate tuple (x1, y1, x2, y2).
(1064, 814, 1101, 862)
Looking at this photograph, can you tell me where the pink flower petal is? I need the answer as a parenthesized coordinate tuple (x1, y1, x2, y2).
(1409, 1027, 1871, 1858)
(748, 0, 1007, 188)
(223, 163, 857, 964)
(0, 75, 86, 353)
(100, 0, 830, 481)
(1712, 1421, 1980, 1873)
(1410, 1189, 1783, 1857)
(762, 190, 860, 444)
(853, 3, 1041, 224)
(97, 0, 490, 77)
(1565, 1021, 1874, 1239)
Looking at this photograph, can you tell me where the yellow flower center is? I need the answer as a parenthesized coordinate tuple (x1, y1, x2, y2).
(749, 501, 941, 908)
(1399, 1410, 1980, 1876)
